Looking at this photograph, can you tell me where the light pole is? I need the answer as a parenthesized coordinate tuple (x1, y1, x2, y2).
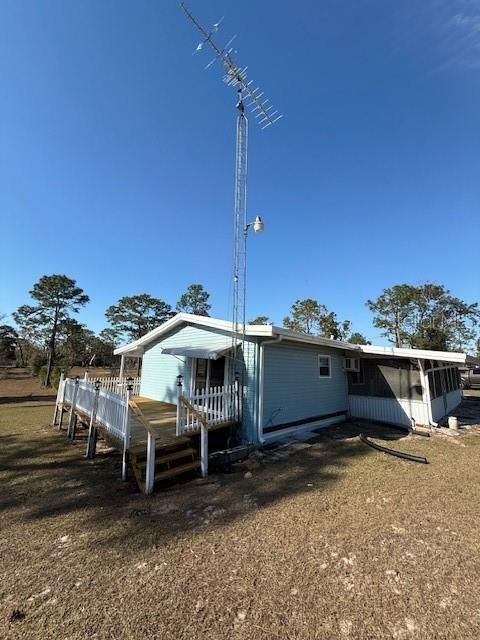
(242, 216, 265, 343)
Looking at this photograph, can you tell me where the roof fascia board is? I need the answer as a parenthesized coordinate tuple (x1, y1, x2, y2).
(266, 326, 361, 351)
(359, 345, 466, 363)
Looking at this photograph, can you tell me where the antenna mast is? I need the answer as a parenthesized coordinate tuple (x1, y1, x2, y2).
(180, 3, 282, 372)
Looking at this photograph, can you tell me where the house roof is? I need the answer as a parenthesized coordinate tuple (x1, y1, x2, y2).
(113, 313, 359, 356)
(114, 312, 471, 364)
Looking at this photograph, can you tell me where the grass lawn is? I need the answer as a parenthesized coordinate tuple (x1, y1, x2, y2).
(1, 378, 480, 639)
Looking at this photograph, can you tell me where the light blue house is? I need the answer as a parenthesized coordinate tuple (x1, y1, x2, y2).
(115, 313, 469, 445)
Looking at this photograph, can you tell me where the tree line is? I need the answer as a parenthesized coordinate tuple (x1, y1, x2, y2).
(1, 277, 212, 386)
(1, 274, 478, 386)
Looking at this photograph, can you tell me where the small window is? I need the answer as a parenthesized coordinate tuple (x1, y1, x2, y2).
(318, 355, 331, 378)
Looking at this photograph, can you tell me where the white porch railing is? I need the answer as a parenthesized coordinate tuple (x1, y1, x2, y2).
(176, 382, 241, 435)
(60, 377, 130, 443)
(53, 375, 241, 495)
(83, 374, 141, 396)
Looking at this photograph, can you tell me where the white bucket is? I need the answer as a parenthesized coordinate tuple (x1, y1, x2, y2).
(448, 416, 458, 430)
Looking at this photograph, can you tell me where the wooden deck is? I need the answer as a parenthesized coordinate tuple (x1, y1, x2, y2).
(128, 396, 190, 451)
(129, 395, 238, 449)
(57, 389, 238, 494)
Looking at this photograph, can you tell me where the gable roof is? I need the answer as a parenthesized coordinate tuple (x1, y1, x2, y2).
(113, 313, 360, 356)
(113, 312, 470, 364)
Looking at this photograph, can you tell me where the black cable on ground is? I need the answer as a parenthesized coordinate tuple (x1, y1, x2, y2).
(390, 424, 431, 438)
(410, 428, 430, 438)
(359, 433, 429, 464)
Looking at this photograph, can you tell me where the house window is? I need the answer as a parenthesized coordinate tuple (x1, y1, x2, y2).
(318, 355, 331, 378)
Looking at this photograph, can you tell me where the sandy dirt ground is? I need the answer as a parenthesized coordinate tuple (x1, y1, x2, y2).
(1, 377, 480, 639)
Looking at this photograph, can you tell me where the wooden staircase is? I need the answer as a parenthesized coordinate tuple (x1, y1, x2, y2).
(129, 438, 200, 494)
(127, 395, 236, 494)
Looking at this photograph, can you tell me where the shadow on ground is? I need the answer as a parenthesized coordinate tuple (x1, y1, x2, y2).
(0, 394, 421, 555)
(0, 402, 399, 548)
(0, 394, 57, 405)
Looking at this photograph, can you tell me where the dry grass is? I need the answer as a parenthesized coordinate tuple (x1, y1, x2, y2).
(1, 378, 480, 639)
(0, 368, 136, 404)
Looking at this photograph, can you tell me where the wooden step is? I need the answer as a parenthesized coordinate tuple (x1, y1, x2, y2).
(134, 447, 196, 470)
(128, 437, 191, 458)
(207, 420, 237, 432)
(154, 461, 200, 482)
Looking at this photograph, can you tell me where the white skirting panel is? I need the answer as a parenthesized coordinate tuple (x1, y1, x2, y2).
(348, 395, 430, 427)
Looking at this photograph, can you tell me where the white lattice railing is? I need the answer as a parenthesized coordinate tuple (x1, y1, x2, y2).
(176, 383, 240, 435)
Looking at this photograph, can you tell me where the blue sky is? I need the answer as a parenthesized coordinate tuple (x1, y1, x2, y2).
(1, 0, 479, 343)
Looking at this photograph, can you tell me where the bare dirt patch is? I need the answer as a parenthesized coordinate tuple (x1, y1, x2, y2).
(1, 383, 480, 639)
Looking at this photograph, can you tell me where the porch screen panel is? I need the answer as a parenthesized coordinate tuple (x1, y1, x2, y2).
(432, 370, 442, 398)
(349, 358, 422, 400)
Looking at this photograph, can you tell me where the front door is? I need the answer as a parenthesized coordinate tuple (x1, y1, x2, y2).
(193, 357, 226, 392)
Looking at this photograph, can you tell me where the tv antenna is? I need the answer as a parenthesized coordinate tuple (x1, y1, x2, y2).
(180, 2, 282, 375)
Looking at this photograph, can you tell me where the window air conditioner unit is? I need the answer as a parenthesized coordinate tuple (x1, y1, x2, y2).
(343, 357, 360, 372)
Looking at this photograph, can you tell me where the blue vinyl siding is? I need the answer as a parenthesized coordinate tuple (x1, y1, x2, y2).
(140, 323, 258, 443)
(262, 343, 348, 430)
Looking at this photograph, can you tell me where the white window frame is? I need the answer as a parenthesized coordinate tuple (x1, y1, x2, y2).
(318, 354, 332, 379)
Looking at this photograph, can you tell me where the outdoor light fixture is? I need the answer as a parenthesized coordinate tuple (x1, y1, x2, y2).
(176, 374, 183, 386)
(245, 215, 265, 235)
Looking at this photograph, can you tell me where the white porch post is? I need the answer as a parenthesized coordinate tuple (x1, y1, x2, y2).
(200, 423, 208, 477)
(419, 359, 434, 426)
(58, 374, 67, 430)
(52, 370, 65, 426)
(86, 380, 100, 459)
(145, 432, 156, 495)
(176, 375, 184, 436)
(67, 377, 80, 439)
(234, 372, 240, 423)
(119, 354, 125, 380)
(121, 378, 133, 481)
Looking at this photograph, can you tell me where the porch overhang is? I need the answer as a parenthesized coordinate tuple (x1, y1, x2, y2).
(358, 345, 468, 364)
(161, 342, 233, 360)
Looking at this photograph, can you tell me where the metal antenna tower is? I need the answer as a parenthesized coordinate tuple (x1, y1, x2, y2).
(180, 3, 282, 371)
